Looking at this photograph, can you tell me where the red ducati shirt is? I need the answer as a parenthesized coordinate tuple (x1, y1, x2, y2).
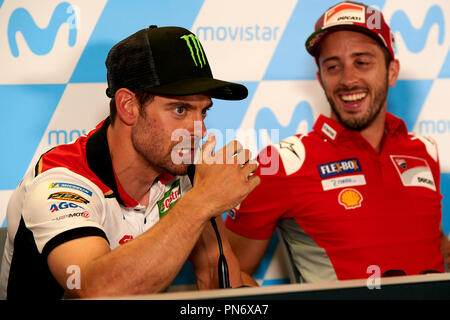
(226, 113, 444, 281)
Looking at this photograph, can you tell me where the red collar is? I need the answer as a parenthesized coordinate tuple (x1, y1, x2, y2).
(313, 112, 408, 144)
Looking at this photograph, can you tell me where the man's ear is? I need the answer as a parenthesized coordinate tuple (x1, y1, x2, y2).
(388, 59, 400, 88)
(316, 69, 324, 88)
(114, 88, 139, 126)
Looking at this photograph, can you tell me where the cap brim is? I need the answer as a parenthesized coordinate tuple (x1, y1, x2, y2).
(142, 77, 248, 101)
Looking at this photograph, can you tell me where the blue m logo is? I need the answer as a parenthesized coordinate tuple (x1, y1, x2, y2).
(390, 5, 445, 53)
(8, 2, 78, 57)
(254, 101, 315, 142)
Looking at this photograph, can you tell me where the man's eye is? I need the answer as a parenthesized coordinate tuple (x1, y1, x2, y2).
(326, 64, 339, 72)
(357, 60, 370, 66)
(175, 107, 185, 115)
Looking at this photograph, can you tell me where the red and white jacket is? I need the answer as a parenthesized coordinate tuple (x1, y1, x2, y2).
(0, 117, 192, 299)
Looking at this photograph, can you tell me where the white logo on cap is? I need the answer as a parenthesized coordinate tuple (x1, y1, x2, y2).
(324, 2, 365, 27)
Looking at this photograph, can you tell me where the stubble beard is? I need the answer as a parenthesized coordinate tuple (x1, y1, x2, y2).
(326, 77, 389, 131)
(131, 118, 190, 177)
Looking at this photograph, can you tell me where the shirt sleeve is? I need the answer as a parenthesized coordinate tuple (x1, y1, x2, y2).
(414, 134, 443, 198)
(21, 168, 108, 258)
(225, 144, 293, 240)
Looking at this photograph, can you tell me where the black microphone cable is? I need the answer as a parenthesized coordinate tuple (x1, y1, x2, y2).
(187, 164, 230, 289)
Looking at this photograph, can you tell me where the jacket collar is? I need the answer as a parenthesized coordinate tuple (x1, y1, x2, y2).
(86, 117, 138, 207)
(313, 112, 408, 144)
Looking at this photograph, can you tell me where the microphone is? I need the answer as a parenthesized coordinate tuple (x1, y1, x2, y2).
(187, 164, 230, 289)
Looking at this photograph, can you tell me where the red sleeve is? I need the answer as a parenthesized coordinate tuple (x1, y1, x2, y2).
(225, 145, 292, 240)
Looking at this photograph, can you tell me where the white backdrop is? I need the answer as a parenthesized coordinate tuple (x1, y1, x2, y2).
(1, 0, 449, 289)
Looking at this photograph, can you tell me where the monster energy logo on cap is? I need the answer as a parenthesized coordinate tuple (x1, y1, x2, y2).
(180, 34, 206, 68)
(105, 25, 248, 100)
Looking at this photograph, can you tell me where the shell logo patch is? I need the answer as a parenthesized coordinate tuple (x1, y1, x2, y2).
(338, 188, 363, 209)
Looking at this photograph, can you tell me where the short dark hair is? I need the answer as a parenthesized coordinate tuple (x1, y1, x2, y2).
(109, 91, 154, 125)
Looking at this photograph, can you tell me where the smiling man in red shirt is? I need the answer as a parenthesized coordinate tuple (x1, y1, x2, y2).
(225, 1, 449, 283)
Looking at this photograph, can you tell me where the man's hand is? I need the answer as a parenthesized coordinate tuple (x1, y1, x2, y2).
(189, 133, 261, 219)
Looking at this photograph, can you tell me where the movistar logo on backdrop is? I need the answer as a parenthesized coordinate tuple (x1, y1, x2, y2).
(180, 34, 206, 68)
(8, 2, 80, 57)
(196, 25, 280, 41)
(254, 101, 315, 141)
(390, 5, 445, 53)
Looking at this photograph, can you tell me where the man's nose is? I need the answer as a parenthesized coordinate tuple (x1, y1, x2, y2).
(339, 64, 359, 88)
(188, 117, 206, 140)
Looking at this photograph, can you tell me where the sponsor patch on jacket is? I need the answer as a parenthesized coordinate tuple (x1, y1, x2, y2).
(119, 235, 134, 245)
(318, 158, 361, 179)
(390, 155, 436, 191)
(48, 192, 90, 204)
(51, 211, 90, 222)
(338, 188, 363, 209)
(49, 182, 92, 196)
(157, 180, 181, 218)
(321, 174, 366, 191)
(321, 123, 337, 140)
(49, 201, 85, 213)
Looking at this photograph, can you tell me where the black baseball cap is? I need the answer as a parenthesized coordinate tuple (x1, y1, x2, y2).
(105, 25, 248, 100)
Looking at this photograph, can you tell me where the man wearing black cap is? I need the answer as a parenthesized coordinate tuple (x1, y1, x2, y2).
(0, 26, 259, 299)
(225, 1, 449, 283)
